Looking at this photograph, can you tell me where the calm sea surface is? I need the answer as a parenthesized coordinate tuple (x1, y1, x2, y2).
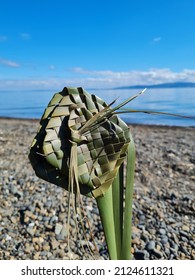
(0, 88, 195, 127)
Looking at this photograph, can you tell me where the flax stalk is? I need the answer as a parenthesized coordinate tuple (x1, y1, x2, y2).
(96, 186, 118, 260)
(121, 134, 135, 260)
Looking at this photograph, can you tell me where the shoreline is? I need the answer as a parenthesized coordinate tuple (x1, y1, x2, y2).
(0, 116, 194, 130)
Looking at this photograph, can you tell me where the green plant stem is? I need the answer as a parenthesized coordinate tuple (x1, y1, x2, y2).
(121, 134, 135, 260)
(96, 186, 118, 260)
(96, 134, 135, 260)
(112, 164, 124, 259)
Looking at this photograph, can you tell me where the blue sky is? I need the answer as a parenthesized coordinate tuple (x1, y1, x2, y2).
(1, 0, 195, 90)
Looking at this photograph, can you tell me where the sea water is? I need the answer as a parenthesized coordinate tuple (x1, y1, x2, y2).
(0, 87, 194, 127)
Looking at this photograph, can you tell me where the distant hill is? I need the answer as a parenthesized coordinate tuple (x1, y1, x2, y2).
(114, 82, 195, 90)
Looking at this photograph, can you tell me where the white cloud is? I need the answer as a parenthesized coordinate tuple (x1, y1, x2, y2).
(20, 33, 31, 40)
(72, 67, 195, 87)
(0, 78, 77, 90)
(0, 58, 20, 68)
(152, 37, 162, 43)
(1, 67, 195, 90)
(0, 35, 8, 42)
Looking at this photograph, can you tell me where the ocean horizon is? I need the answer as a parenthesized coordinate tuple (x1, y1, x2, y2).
(0, 87, 195, 127)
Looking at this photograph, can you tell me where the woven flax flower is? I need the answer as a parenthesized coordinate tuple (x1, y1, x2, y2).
(29, 87, 131, 198)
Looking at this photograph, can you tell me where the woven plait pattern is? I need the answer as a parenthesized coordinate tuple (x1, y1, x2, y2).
(29, 87, 130, 198)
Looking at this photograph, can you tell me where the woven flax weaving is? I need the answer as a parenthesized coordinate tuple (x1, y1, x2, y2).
(29, 87, 131, 198)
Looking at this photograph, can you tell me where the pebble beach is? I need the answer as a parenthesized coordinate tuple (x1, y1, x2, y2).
(0, 118, 194, 260)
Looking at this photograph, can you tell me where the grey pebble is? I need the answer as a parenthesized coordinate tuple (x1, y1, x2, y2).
(28, 205, 36, 213)
(189, 153, 195, 164)
(42, 217, 50, 222)
(54, 223, 63, 235)
(60, 225, 68, 238)
(164, 248, 170, 256)
(10, 185, 17, 194)
(134, 250, 148, 260)
(10, 216, 17, 224)
(137, 225, 145, 231)
(152, 248, 163, 258)
(171, 243, 179, 251)
(181, 236, 188, 242)
(160, 221, 166, 228)
(180, 231, 189, 238)
(180, 245, 190, 255)
(70, 219, 75, 228)
(171, 232, 179, 243)
(45, 201, 52, 208)
(189, 240, 195, 249)
(145, 240, 155, 251)
(50, 238, 60, 250)
(50, 216, 58, 224)
(26, 227, 36, 236)
(16, 190, 23, 198)
(158, 228, 166, 235)
(161, 236, 168, 244)
(40, 251, 50, 257)
(168, 218, 176, 224)
(37, 215, 43, 221)
(141, 233, 149, 242)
